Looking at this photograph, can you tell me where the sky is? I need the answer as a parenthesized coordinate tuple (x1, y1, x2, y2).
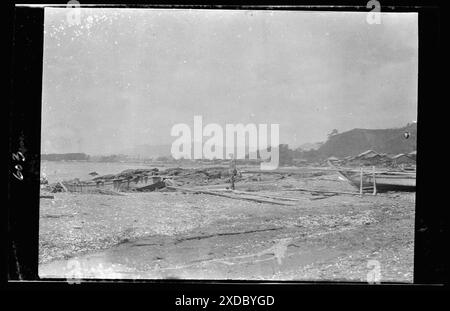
(42, 9, 418, 155)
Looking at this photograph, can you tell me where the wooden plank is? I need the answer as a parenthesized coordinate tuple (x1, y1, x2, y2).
(284, 187, 361, 196)
(215, 189, 301, 201)
(166, 186, 294, 206)
(310, 193, 338, 200)
(189, 180, 278, 190)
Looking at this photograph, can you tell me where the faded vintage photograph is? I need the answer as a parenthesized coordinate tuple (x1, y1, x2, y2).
(39, 8, 417, 282)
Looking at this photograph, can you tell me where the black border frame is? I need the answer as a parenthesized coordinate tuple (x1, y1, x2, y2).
(5, 0, 447, 294)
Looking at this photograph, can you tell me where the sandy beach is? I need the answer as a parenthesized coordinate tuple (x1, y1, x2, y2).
(39, 170, 414, 282)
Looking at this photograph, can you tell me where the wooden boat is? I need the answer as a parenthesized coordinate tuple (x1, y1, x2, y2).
(61, 175, 163, 193)
(337, 169, 416, 192)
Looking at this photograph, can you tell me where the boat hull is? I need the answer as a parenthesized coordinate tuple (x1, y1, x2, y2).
(339, 171, 416, 192)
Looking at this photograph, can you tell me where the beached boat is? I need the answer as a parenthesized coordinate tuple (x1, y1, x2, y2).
(337, 169, 416, 192)
(60, 175, 163, 193)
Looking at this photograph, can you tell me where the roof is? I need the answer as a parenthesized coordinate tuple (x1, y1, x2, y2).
(392, 153, 416, 160)
(392, 153, 407, 159)
(357, 150, 379, 158)
(364, 153, 382, 159)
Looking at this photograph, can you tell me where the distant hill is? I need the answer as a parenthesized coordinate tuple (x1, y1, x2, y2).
(119, 123, 417, 160)
(123, 144, 260, 159)
(41, 153, 90, 161)
(317, 123, 417, 158)
(120, 144, 172, 159)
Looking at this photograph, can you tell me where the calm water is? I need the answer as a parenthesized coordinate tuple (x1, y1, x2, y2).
(40, 161, 164, 183)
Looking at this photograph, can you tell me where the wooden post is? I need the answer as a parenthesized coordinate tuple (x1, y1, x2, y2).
(359, 167, 363, 196)
(372, 166, 377, 195)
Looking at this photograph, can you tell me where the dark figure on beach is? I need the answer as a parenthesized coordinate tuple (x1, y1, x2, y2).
(230, 157, 237, 190)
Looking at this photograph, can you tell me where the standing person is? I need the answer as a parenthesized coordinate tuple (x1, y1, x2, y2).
(229, 155, 237, 190)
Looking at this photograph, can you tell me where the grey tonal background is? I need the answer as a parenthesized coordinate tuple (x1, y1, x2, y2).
(42, 9, 418, 155)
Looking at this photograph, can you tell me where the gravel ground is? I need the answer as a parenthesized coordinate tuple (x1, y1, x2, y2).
(39, 174, 415, 282)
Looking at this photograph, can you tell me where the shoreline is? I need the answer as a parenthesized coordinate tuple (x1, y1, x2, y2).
(39, 173, 415, 281)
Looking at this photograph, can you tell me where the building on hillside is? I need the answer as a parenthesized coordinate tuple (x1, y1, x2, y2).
(359, 153, 389, 166)
(391, 153, 416, 165)
(344, 151, 393, 167)
(356, 150, 379, 159)
(379, 154, 395, 165)
(343, 155, 353, 161)
(327, 156, 340, 165)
